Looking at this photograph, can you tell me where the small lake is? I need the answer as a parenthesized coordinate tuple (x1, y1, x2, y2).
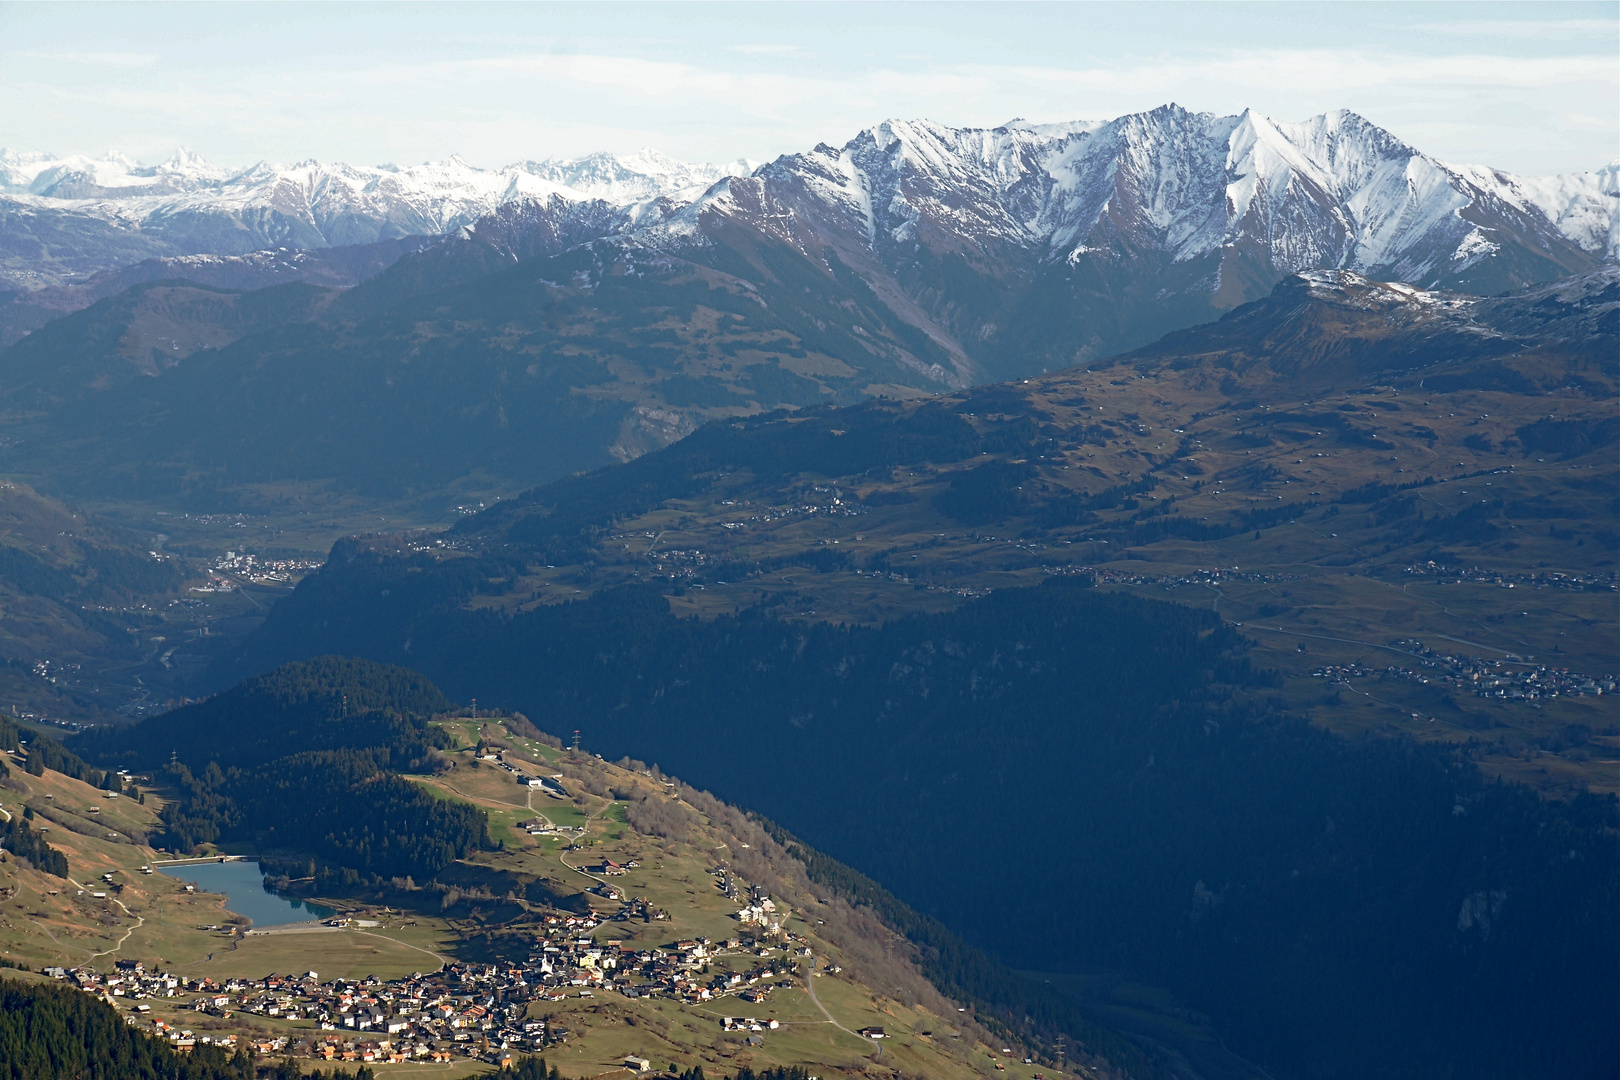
(156, 860, 333, 928)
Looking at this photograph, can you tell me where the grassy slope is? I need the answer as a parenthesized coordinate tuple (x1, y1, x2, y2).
(0, 719, 1086, 1080)
(403, 721, 1058, 1080)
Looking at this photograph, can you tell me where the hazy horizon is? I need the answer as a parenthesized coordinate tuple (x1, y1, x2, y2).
(1, 0, 1615, 176)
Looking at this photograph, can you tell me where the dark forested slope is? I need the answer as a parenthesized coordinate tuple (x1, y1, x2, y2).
(0, 480, 189, 723)
(0, 977, 256, 1080)
(83, 657, 487, 881)
(205, 572, 1617, 1080)
(175, 267, 1620, 1078)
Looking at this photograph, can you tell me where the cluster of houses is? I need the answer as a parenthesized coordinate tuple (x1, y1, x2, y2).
(714, 870, 785, 931)
(1313, 640, 1614, 702)
(1042, 563, 1302, 588)
(1401, 562, 1617, 593)
(597, 490, 872, 578)
(714, 486, 867, 532)
(3, 705, 86, 734)
(54, 960, 522, 1063)
(204, 550, 324, 588)
(44, 882, 812, 1067)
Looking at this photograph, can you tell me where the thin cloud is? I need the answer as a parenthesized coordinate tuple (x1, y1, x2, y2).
(327, 45, 1614, 129)
(1561, 111, 1620, 134)
(965, 49, 1618, 96)
(3, 37, 1613, 175)
(1411, 18, 1619, 39)
(18, 50, 158, 68)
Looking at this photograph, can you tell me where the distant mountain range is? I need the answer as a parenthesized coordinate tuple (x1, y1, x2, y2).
(0, 145, 757, 290)
(0, 106, 1615, 503)
(582, 106, 1615, 378)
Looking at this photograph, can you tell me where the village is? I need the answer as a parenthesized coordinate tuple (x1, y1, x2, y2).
(198, 551, 327, 591)
(1039, 564, 1305, 587)
(1312, 641, 1615, 702)
(1400, 561, 1618, 592)
(42, 872, 818, 1071)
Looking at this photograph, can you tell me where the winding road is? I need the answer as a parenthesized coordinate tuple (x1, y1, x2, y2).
(556, 801, 614, 886)
(801, 957, 879, 1055)
(71, 875, 145, 961)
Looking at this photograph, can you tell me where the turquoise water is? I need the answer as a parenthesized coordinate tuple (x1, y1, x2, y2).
(156, 860, 333, 927)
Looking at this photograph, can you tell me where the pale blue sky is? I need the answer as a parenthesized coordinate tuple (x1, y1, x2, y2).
(1, 1, 1614, 175)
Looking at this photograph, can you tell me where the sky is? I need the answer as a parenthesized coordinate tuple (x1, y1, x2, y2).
(1, 1, 1615, 176)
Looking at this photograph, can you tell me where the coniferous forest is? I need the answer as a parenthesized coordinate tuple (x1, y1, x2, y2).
(0, 979, 256, 1080)
(82, 658, 490, 881)
(0, 815, 68, 877)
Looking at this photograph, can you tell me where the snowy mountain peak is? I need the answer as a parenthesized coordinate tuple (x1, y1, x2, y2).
(1454, 159, 1620, 261)
(640, 104, 1609, 354)
(1290, 268, 1459, 309)
(515, 151, 756, 205)
(158, 147, 227, 179)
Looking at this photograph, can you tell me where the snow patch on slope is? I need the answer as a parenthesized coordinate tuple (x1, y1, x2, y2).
(1457, 160, 1620, 258)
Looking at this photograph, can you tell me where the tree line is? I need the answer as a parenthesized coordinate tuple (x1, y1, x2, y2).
(0, 977, 256, 1080)
(0, 815, 67, 877)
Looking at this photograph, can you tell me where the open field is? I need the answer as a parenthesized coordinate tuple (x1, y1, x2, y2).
(175, 923, 454, 983)
(0, 763, 230, 971)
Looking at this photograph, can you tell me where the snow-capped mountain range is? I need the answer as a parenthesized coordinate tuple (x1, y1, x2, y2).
(666, 106, 1614, 284)
(579, 105, 1613, 380)
(0, 145, 752, 207)
(1, 105, 1613, 378)
(0, 147, 755, 288)
(3, 105, 1613, 291)
(2, 109, 1613, 502)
